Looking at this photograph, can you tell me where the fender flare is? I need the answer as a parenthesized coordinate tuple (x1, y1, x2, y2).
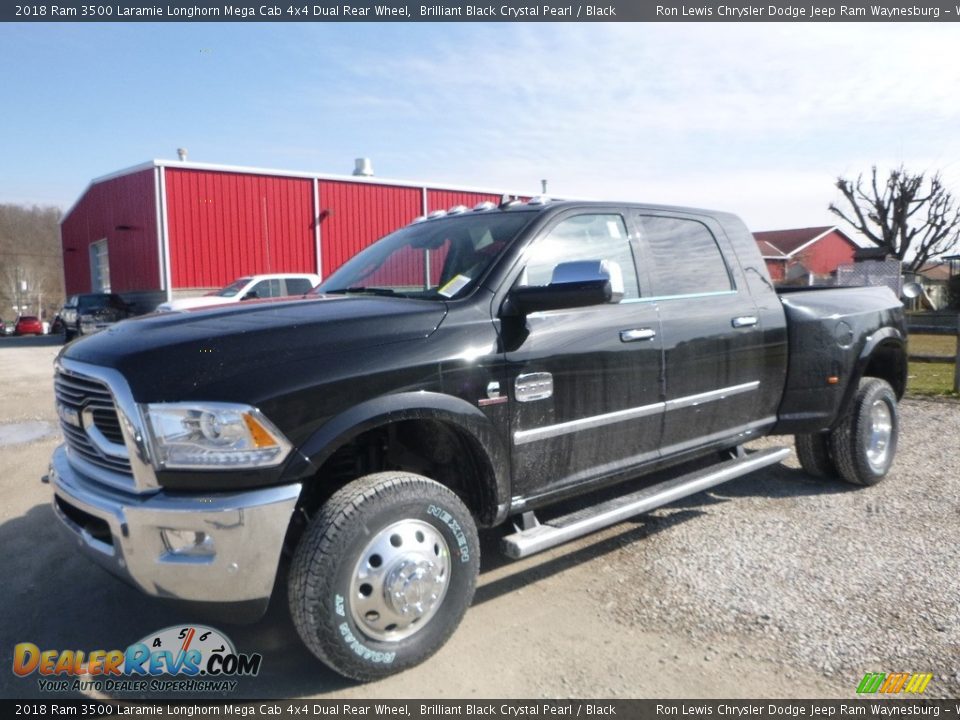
(838, 327, 907, 421)
(296, 391, 512, 526)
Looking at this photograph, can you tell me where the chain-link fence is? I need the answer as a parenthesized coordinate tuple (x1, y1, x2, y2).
(835, 258, 903, 296)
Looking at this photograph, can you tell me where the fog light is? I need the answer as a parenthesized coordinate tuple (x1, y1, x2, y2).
(161, 529, 215, 557)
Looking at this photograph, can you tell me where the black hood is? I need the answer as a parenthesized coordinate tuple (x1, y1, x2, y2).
(63, 295, 447, 402)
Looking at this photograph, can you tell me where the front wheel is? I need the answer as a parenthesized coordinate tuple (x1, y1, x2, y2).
(828, 377, 899, 486)
(288, 472, 480, 681)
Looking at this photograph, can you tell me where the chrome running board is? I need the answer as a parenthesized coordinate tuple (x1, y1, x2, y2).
(501, 446, 791, 559)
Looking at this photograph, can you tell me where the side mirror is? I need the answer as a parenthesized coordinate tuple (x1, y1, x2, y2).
(901, 281, 922, 300)
(242, 291, 259, 301)
(509, 260, 623, 315)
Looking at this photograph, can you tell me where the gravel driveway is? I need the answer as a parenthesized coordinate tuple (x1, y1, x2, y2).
(597, 398, 960, 697)
(1, 337, 957, 699)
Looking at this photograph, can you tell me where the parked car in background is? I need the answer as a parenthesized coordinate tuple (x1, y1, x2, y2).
(60, 293, 135, 342)
(14, 316, 44, 336)
(154, 273, 321, 312)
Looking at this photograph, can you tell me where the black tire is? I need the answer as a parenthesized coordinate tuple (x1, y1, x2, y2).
(828, 377, 899, 486)
(288, 471, 480, 681)
(794, 433, 838, 479)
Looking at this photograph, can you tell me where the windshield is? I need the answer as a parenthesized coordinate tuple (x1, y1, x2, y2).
(78, 295, 110, 310)
(211, 278, 252, 298)
(313, 212, 533, 300)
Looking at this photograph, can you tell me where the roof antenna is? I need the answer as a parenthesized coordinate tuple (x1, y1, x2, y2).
(177, 147, 188, 161)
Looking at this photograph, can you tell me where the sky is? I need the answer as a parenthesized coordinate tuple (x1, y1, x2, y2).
(2, 22, 960, 233)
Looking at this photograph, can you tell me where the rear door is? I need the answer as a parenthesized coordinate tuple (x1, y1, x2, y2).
(503, 210, 664, 500)
(630, 213, 767, 455)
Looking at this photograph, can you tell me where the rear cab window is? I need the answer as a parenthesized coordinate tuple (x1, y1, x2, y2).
(285, 278, 314, 296)
(633, 215, 734, 297)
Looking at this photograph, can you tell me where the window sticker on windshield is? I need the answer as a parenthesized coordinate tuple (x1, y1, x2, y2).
(606, 220, 623, 238)
(438, 274, 471, 298)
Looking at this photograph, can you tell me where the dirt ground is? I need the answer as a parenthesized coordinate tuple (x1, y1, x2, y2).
(0, 336, 955, 700)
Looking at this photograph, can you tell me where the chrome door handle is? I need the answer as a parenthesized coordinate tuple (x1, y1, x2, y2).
(620, 328, 656, 342)
(731, 316, 758, 328)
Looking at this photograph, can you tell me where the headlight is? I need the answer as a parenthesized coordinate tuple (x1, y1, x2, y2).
(144, 403, 292, 470)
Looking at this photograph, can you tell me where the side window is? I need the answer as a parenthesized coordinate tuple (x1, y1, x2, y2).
(284, 278, 314, 296)
(634, 216, 733, 297)
(518, 214, 641, 300)
(249, 279, 281, 298)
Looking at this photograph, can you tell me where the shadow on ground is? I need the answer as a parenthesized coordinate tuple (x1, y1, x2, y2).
(0, 335, 64, 348)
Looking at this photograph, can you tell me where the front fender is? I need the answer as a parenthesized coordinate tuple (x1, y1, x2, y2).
(295, 391, 511, 525)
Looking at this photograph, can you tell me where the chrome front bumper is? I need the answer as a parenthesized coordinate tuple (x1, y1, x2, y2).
(49, 445, 301, 612)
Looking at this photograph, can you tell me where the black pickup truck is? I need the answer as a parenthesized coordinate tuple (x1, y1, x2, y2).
(47, 200, 907, 680)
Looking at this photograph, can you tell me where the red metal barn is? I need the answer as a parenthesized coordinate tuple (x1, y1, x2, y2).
(753, 226, 859, 285)
(60, 160, 515, 311)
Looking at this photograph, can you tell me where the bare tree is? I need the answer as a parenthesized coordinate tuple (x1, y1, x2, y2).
(0, 204, 64, 320)
(829, 166, 960, 273)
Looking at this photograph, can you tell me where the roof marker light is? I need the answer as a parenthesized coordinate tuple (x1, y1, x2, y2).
(448, 205, 468, 215)
(473, 201, 496, 211)
(428, 210, 448, 219)
(411, 215, 427, 224)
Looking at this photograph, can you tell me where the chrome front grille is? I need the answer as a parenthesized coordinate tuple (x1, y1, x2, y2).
(55, 370, 133, 478)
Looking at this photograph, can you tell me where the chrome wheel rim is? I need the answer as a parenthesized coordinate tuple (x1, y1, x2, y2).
(865, 399, 893, 473)
(349, 519, 451, 642)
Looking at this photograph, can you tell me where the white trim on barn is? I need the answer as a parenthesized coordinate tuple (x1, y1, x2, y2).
(63, 158, 536, 224)
(782, 227, 839, 258)
(61, 161, 158, 222)
(312, 177, 322, 279)
(158, 167, 173, 302)
(153, 167, 166, 291)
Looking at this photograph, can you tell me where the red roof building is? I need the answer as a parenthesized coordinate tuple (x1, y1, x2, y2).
(61, 159, 524, 311)
(754, 226, 859, 283)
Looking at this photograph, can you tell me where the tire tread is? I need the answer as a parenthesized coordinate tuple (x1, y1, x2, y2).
(795, 433, 837, 479)
(288, 471, 478, 681)
(828, 377, 897, 486)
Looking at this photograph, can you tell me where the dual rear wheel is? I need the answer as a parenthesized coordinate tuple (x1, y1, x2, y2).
(795, 377, 899, 486)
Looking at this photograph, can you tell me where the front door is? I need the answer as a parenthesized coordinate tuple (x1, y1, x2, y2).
(503, 211, 665, 501)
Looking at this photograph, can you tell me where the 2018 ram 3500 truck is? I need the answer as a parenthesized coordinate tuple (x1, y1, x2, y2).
(48, 200, 907, 680)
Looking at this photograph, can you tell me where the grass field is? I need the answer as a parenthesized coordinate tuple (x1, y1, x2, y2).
(907, 333, 959, 397)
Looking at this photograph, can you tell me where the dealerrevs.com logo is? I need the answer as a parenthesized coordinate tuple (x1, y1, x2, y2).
(12, 625, 262, 693)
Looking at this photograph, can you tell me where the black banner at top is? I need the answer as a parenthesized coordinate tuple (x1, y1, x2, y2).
(3, 0, 959, 22)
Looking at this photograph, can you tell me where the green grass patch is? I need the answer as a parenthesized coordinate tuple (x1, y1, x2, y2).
(907, 333, 958, 396)
(908, 333, 957, 356)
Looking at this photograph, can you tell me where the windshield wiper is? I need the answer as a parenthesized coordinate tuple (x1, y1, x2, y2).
(323, 286, 399, 297)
